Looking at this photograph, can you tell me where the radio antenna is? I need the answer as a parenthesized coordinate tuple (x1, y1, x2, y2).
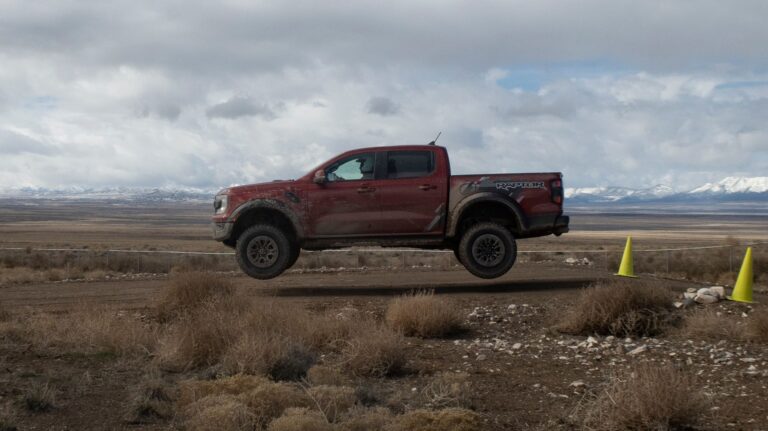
(428, 132, 441, 146)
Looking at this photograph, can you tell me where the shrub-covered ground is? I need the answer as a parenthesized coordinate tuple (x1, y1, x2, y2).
(1, 274, 767, 430)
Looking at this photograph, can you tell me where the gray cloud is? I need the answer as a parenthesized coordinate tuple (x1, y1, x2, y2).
(366, 97, 400, 116)
(206, 97, 277, 120)
(0, 1, 767, 190)
(0, 129, 56, 155)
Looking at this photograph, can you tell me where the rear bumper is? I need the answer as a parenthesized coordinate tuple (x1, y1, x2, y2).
(212, 221, 234, 241)
(553, 215, 570, 236)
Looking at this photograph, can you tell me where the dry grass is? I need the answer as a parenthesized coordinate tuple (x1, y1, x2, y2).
(17, 308, 157, 356)
(306, 365, 349, 386)
(178, 375, 312, 428)
(341, 324, 406, 377)
(388, 408, 482, 431)
(124, 377, 174, 423)
(238, 381, 312, 427)
(23, 382, 57, 412)
(183, 395, 255, 431)
(267, 408, 334, 431)
(177, 374, 272, 406)
(386, 291, 463, 338)
(155, 271, 234, 321)
(306, 385, 357, 423)
(746, 308, 768, 342)
(338, 407, 393, 431)
(579, 364, 708, 430)
(677, 309, 743, 341)
(557, 279, 675, 337)
(420, 372, 471, 409)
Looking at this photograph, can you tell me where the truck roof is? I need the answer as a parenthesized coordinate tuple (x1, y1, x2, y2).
(344, 144, 446, 153)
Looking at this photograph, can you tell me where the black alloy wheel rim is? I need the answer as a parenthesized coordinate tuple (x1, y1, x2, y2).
(247, 235, 279, 268)
(471, 233, 505, 267)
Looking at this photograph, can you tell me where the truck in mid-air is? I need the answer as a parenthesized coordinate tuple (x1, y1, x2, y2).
(212, 144, 569, 279)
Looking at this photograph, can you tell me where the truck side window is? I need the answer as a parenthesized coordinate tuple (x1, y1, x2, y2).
(325, 153, 375, 182)
(386, 151, 435, 179)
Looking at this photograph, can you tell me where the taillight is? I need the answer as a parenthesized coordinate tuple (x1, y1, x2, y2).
(551, 179, 563, 204)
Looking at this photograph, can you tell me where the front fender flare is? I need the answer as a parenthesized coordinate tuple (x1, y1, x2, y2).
(229, 198, 304, 239)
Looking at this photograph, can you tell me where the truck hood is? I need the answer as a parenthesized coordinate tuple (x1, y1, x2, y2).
(224, 180, 295, 196)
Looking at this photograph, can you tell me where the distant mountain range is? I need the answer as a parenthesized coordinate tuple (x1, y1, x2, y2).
(0, 186, 218, 202)
(566, 177, 768, 203)
(1, 176, 767, 205)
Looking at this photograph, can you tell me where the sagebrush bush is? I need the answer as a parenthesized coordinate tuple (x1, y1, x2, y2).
(306, 385, 357, 423)
(341, 324, 405, 377)
(156, 271, 234, 321)
(177, 374, 271, 406)
(238, 382, 312, 427)
(579, 364, 708, 430)
(557, 279, 674, 336)
(386, 291, 463, 338)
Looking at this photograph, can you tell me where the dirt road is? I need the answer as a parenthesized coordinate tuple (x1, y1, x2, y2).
(0, 264, 629, 309)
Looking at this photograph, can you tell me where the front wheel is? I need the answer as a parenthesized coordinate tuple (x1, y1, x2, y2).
(458, 222, 517, 279)
(235, 224, 296, 279)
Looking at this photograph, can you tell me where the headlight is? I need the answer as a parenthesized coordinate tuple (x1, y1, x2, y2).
(214, 194, 228, 214)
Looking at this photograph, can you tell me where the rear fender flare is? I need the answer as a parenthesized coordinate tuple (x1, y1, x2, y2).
(447, 193, 527, 238)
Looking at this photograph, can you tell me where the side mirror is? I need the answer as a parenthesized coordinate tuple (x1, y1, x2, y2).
(313, 169, 326, 184)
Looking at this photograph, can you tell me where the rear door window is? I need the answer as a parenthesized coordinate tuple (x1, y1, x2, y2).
(386, 151, 435, 179)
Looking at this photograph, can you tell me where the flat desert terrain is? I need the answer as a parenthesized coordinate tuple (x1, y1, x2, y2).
(1, 200, 767, 430)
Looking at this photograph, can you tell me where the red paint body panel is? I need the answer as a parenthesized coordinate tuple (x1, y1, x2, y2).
(212, 145, 568, 247)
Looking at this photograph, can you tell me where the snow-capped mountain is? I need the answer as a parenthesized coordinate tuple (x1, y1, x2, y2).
(567, 177, 768, 204)
(688, 177, 768, 195)
(566, 184, 675, 203)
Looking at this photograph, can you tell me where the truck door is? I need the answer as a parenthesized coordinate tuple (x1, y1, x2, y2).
(377, 150, 447, 235)
(305, 152, 384, 237)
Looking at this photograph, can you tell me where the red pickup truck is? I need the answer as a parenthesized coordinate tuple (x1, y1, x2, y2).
(212, 144, 569, 279)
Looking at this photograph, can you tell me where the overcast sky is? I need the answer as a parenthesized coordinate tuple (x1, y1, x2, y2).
(1, 0, 767, 191)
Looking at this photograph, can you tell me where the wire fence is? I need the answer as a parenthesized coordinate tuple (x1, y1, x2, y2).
(0, 242, 765, 287)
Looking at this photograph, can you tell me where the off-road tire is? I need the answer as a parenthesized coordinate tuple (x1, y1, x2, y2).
(458, 222, 517, 279)
(236, 224, 296, 279)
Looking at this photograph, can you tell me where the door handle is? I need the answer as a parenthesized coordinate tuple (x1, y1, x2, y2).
(419, 184, 437, 191)
(357, 186, 376, 193)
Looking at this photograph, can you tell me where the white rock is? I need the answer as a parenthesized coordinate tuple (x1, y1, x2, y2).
(697, 287, 713, 296)
(710, 286, 725, 299)
(694, 294, 719, 304)
(687, 288, 697, 293)
(674, 301, 684, 309)
(569, 380, 586, 388)
(627, 345, 648, 355)
(512, 343, 522, 350)
(683, 292, 696, 299)
(586, 336, 598, 345)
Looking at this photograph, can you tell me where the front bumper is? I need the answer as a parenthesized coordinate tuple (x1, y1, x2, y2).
(212, 221, 234, 241)
(553, 215, 570, 236)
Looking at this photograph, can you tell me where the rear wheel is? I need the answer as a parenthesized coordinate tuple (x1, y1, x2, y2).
(236, 224, 296, 279)
(458, 222, 517, 279)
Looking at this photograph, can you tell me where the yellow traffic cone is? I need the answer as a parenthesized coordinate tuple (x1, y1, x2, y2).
(616, 236, 637, 277)
(728, 247, 754, 303)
